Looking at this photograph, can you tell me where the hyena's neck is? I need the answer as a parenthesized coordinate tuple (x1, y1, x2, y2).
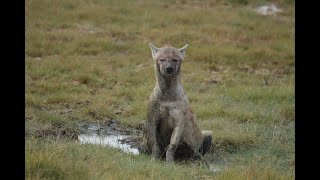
(155, 68, 183, 100)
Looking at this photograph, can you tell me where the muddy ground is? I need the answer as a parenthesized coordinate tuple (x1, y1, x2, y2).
(79, 119, 144, 153)
(27, 117, 225, 166)
(79, 119, 220, 162)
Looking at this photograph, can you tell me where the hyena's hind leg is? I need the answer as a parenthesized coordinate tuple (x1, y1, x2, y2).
(200, 130, 213, 156)
(188, 130, 212, 161)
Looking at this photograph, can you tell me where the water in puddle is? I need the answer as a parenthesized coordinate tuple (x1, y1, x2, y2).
(78, 133, 140, 155)
(209, 165, 221, 173)
(255, 4, 282, 16)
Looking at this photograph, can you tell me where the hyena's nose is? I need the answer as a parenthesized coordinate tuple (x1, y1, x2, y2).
(166, 66, 174, 74)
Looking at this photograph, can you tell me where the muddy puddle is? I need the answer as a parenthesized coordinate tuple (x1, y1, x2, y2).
(255, 4, 282, 16)
(79, 134, 139, 154)
(78, 119, 226, 173)
(78, 120, 143, 155)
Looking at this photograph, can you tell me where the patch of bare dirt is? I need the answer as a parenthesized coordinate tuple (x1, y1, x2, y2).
(239, 64, 290, 78)
(26, 122, 80, 140)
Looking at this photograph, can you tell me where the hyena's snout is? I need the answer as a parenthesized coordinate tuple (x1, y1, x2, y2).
(165, 65, 174, 74)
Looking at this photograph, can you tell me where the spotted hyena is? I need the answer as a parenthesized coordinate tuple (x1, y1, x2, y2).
(142, 43, 212, 163)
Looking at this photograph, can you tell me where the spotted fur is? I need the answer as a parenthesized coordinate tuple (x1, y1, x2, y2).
(142, 43, 213, 163)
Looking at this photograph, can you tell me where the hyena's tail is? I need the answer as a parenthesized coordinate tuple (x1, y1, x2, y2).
(201, 131, 213, 156)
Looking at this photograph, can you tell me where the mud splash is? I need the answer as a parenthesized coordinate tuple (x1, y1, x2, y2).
(78, 120, 143, 155)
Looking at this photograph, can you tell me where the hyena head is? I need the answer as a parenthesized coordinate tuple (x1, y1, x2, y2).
(149, 43, 188, 78)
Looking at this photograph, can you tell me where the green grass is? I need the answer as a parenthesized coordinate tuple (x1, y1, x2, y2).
(26, 0, 295, 179)
(26, 138, 214, 179)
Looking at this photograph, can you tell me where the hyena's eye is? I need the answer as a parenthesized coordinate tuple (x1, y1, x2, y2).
(173, 59, 178, 62)
(160, 59, 165, 62)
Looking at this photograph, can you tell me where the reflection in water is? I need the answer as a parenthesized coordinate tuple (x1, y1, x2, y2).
(78, 133, 139, 155)
(209, 164, 221, 173)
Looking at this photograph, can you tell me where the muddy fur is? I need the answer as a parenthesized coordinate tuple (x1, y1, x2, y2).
(142, 43, 213, 163)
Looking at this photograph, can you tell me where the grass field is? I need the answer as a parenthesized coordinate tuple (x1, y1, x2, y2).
(26, 0, 295, 179)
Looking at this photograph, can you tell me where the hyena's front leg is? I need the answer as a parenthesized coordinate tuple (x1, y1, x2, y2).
(151, 138, 161, 160)
(148, 119, 161, 160)
(146, 100, 162, 160)
(166, 103, 188, 163)
(166, 125, 184, 163)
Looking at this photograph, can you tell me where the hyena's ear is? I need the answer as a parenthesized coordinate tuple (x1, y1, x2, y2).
(178, 44, 189, 59)
(149, 43, 159, 60)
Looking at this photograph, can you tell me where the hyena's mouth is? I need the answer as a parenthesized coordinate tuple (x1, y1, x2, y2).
(162, 71, 175, 78)
(166, 71, 174, 75)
